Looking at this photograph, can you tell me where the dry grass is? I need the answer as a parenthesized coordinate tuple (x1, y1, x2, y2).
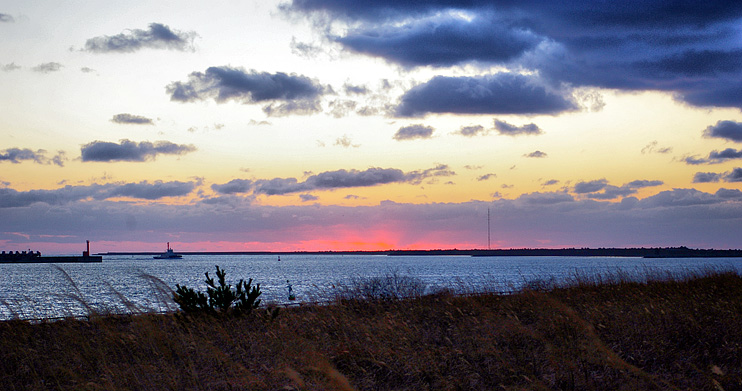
(0, 269, 740, 390)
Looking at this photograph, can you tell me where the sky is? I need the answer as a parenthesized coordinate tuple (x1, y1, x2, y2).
(1, 0, 742, 254)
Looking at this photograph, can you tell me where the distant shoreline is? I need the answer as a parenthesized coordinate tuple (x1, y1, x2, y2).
(99, 247, 742, 258)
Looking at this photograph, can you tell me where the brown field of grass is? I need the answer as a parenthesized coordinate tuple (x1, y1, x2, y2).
(0, 270, 740, 390)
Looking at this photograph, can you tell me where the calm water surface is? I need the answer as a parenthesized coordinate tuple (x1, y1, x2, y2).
(1, 254, 740, 320)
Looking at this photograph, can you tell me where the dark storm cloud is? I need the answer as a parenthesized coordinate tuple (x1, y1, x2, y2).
(211, 179, 254, 195)
(167, 66, 325, 114)
(84, 23, 197, 53)
(703, 120, 742, 142)
(494, 120, 543, 136)
(393, 124, 434, 141)
(0, 180, 196, 208)
(32, 62, 62, 73)
(337, 14, 541, 68)
(286, 1, 742, 110)
(693, 172, 722, 183)
(80, 139, 196, 162)
(111, 113, 155, 125)
(396, 74, 575, 117)
(0, 13, 14, 22)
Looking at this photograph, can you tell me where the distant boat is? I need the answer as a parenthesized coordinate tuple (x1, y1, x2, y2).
(153, 242, 182, 259)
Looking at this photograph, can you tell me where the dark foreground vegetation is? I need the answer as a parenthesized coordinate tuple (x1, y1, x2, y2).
(1, 270, 741, 390)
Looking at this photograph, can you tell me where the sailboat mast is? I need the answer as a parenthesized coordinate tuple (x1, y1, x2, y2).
(487, 208, 491, 250)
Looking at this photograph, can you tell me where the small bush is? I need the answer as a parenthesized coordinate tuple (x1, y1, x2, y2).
(173, 265, 261, 315)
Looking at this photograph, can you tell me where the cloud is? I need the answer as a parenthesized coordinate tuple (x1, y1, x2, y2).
(102, 181, 196, 200)
(641, 141, 672, 154)
(167, 66, 325, 115)
(494, 120, 543, 136)
(111, 113, 155, 125)
(542, 179, 559, 186)
(716, 188, 742, 199)
(32, 62, 62, 73)
(0, 180, 197, 208)
(300, 194, 318, 202)
(2, 63, 20, 72)
(0, 148, 66, 167)
(693, 172, 722, 183)
(211, 179, 254, 195)
(286, 1, 742, 111)
(455, 125, 487, 137)
(84, 23, 197, 53)
(80, 139, 196, 162)
(216, 165, 455, 196)
(524, 150, 547, 158)
(0, 13, 14, 23)
(574, 179, 663, 200)
(517, 191, 574, 205)
(703, 120, 742, 142)
(343, 83, 369, 95)
(477, 173, 496, 181)
(396, 74, 576, 117)
(393, 124, 434, 141)
(334, 135, 359, 148)
(336, 12, 542, 68)
(683, 148, 742, 164)
(725, 167, 742, 182)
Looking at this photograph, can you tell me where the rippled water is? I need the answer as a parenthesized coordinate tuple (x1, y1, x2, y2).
(1, 254, 740, 320)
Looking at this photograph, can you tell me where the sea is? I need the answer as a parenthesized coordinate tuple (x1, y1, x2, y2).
(1, 254, 741, 320)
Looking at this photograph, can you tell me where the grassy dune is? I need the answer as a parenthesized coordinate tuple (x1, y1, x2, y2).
(0, 270, 740, 390)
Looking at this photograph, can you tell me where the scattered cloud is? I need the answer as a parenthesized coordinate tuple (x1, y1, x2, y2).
(683, 148, 742, 165)
(641, 141, 672, 154)
(84, 23, 197, 53)
(393, 124, 434, 141)
(2, 63, 20, 72)
(477, 173, 496, 181)
(0, 148, 66, 167)
(211, 179, 254, 195)
(494, 120, 543, 136)
(111, 113, 155, 125)
(524, 150, 547, 158)
(455, 125, 487, 137)
(32, 62, 62, 73)
(724, 167, 742, 182)
(542, 179, 559, 186)
(0, 13, 14, 23)
(396, 74, 576, 117)
(343, 83, 368, 95)
(80, 67, 96, 73)
(693, 172, 722, 183)
(80, 139, 196, 162)
(0, 180, 196, 208)
(703, 120, 742, 142)
(167, 66, 325, 116)
(573, 179, 663, 200)
(334, 135, 359, 148)
(300, 193, 318, 202)
(211, 165, 454, 196)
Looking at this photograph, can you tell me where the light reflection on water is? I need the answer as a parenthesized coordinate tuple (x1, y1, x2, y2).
(0, 254, 740, 320)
